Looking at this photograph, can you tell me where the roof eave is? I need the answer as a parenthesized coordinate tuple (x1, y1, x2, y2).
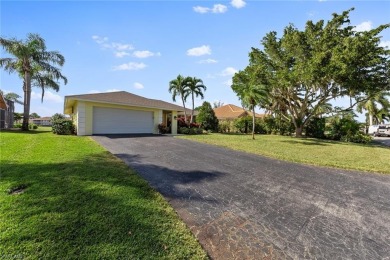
(63, 97, 186, 113)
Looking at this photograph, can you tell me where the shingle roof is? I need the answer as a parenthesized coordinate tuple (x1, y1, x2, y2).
(64, 91, 191, 113)
(213, 104, 264, 120)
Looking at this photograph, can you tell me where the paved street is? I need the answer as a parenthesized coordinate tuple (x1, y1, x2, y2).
(93, 135, 390, 259)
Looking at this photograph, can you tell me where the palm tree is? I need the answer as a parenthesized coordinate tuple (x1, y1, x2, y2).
(32, 71, 63, 102)
(0, 34, 67, 130)
(184, 77, 207, 123)
(357, 91, 390, 125)
(232, 67, 268, 140)
(169, 75, 190, 123)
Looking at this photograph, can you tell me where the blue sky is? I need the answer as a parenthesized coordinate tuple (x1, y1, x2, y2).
(1, 1, 389, 121)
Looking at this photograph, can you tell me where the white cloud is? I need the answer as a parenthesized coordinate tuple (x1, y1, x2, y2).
(105, 89, 121, 92)
(92, 35, 134, 57)
(133, 50, 161, 58)
(231, 0, 246, 9)
(115, 51, 130, 58)
(187, 45, 211, 56)
(379, 40, 390, 49)
(88, 90, 100, 94)
(113, 62, 147, 71)
(193, 6, 210, 14)
(92, 35, 108, 44)
(133, 82, 144, 89)
(111, 42, 133, 51)
(198, 59, 218, 64)
(220, 67, 238, 76)
(31, 91, 63, 103)
(193, 4, 228, 14)
(212, 4, 228, 13)
(354, 21, 372, 32)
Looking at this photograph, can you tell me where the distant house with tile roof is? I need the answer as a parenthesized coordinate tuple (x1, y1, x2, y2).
(213, 104, 264, 121)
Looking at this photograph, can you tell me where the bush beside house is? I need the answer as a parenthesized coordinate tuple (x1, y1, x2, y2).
(51, 113, 75, 135)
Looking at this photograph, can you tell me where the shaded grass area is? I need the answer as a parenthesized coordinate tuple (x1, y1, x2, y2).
(0, 128, 207, 259)
(178, 134, 390, 174)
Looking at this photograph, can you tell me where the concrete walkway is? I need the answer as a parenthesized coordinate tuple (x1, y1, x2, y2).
(92, 135, 390, 259)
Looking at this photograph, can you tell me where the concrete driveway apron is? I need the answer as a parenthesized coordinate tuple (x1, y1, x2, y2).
(92, 135, 390, 260)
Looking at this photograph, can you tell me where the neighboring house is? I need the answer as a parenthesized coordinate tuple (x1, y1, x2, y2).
(213, 104, 264, 121)
(31, 117, 52, 126)
(64, 91, 193, 136)
(0, 93, 14, 129)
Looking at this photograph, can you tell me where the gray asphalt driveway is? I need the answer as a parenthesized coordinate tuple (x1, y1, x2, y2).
(374, 136, 390, 147)
(92, 135, 390, 259)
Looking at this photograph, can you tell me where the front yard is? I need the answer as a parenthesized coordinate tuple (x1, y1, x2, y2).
(179, 134, 390, 174)
(0, 128, 207, 259)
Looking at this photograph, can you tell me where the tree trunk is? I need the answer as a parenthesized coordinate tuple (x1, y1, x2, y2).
(369, 114, 373, 126)
(252, 106, 255, 140)
(181, 97, 187, 125)
(22, 72, 31, 131)
(191, 93, 194, 124)
(295, 126, 303, 138)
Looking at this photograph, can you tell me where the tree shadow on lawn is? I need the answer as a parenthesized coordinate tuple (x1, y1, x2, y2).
(0, 152, 216, 259)
(281, 138, 390, 149)
(1, 129, 50, 134)
(280, 139, 330, 146)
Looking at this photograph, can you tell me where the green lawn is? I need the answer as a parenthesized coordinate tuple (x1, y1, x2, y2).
(178, 134, 390, 174)
(0, 128, 207, 259)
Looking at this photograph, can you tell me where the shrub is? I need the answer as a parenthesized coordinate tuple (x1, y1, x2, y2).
(28, 124, 38, 130)
(178, 127, 204, 135)
(52, 114, 74, 135)
(234, 116, 250, 133)
(177, 117, 188, 128)
(158, 123, 169, 134)
(196, 101, 218, 131)
(326, 116, 360, 140)
(179, 127, 190, 134)
(340, 133, 373, 144)
(305, 117, 325, 138)
(13, 123, 22, 128)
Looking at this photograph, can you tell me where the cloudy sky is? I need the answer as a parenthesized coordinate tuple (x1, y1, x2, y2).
(1, 1, 389, 120)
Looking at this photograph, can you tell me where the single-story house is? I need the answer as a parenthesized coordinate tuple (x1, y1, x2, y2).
(0, 93, 14, 129)
(214, 104, 264, 121)
(30, 117, 52, 126)
(64, 91, 192, 136)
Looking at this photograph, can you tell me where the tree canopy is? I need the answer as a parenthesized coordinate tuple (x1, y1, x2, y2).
(184, 77, 207, 123)
(169, 75, 190, 121)
(232, 66, 269, 139)
(238, 8, 389, 137)
(196, 101, 219, 131)
(0, 33, 67, 130)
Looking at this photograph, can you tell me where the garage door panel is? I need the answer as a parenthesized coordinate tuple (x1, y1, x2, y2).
(93, 107, 154, 134)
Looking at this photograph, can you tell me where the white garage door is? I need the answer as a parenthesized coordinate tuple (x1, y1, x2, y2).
(93, 107, 154, 134)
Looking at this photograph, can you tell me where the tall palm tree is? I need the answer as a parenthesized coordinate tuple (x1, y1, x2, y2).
(184, 77, 207, 123)
(232, 67, 269, 140)
(169, 75, 190, 123)
(357, 91, 390, 125)
(0, 34, 67, 130)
